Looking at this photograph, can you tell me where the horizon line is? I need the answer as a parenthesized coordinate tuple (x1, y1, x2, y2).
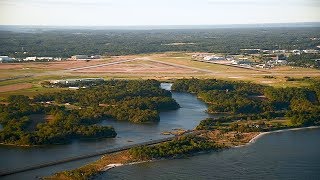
(1, 21, 320, 27)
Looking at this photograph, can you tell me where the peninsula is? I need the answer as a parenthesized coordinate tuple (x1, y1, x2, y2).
(47, 78, 320, 179)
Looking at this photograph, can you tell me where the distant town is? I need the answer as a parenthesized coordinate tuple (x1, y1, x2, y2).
(1, 48, 320, 70)
(0, 54, 102, 63)
(192, 48, 320, 69)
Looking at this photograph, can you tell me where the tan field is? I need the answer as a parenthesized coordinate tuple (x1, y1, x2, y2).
(0, 52, 319, 97)
(0, 83, 33, 93)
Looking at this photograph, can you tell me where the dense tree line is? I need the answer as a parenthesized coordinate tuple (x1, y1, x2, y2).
(34, 80, 179, 123)
(173, 78, 320, 127)
(41, 80, 106, 88)
(0, 80, 179, 145)
(1, 27, 319, 57)
(0, 95, 116, 145)
(172, 78, 268, 114)
(287, 54, 320, 68)
(129, 135, 219, 160)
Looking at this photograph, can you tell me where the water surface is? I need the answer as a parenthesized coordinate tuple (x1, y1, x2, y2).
(0, 83, 211, 179)
(100, 128, 320, 180)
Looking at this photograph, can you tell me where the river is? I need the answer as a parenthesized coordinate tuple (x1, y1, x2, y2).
(100, 128, 320, 180)
(0, 83, 212, 179)
(1, 83, 319, 179)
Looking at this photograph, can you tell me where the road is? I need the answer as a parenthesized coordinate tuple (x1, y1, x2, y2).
(0, 129, 206, 177)
(0, 136, 175, 177)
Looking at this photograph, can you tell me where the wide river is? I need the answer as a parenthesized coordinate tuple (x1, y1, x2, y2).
(101, 128, 320, 180)
(1, 83, 319, 179)
(0, 83, 212, 179)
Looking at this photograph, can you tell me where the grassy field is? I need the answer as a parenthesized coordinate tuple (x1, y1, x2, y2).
(149, 52, 320, 87)
(0, 52, 319, 97)
(0, 84, 67, 98)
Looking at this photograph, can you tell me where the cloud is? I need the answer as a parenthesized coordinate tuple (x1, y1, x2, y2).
(207, 0, 259, 5)
(207, 0, 320, 7)
(0, 0, 114, 7)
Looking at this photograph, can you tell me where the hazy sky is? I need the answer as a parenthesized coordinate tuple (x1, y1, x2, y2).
(0, 0, 319, 26)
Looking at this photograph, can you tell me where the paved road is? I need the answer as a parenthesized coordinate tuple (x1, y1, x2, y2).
(0, 129, 206, 177)
(0, 136, 175, 177)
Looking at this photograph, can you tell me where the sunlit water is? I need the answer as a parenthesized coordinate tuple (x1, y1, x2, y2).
(1, 83, 318, 180)
(99, 128, 320, 180)
(0, 83, 212, 179)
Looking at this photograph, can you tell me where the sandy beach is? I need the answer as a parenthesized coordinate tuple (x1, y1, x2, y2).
(102, 126, 320, 171)
(247, 126, 320, 146)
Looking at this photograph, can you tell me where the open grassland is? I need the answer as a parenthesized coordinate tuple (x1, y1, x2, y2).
(0, 52, 319, 97)
(0, 84, 67, 98)
(148, 52, 320, 87)
(73, 59, 201, 74)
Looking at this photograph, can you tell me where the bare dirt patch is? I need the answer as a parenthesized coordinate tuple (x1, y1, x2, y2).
(0, 59, 118, 71)
(74, 60, 200, 74)
(26, 60, 113, 70)
(0, 83, 33, 92)
(0, 64, 24, 70)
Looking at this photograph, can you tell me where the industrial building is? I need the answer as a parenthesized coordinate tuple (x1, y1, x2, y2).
(203, 56, 225, 61)
(49, 78, 104, 85)
(71, 55, 89, 60)
(0, 56, 13, 63)
(71, 55, 101, 60)
(24, 57, 37, 61)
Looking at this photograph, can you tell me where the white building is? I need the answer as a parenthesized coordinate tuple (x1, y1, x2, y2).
(0, 56, 13, 62)
(25, 57, 37, 61)
(203, 56, 225, 61)
(256, 64, 268, 69)
(71, 55, 89, 60)
(273, 50, 286, 54)
(70, 55, 102, 60)
(275, 60, 287, 65)
(54, 57, 62, 61)
(303, 49, 319, 54)
(90, 55, 101, 59)
(225, 56, 234, 61)
(37, 57, 54, 60)
(232, 58, 252, 65)
(50, 78, 104, 85)
(291, 50, 301, 55)
(262, 50, 272, 54)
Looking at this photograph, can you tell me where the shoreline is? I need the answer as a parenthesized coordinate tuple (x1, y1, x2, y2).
(235, 126, 320, 148)
(101, 160, 154, 172)
(46, 125, 320, 179)
(101, 126, 320, 173)
(0, 142, 35, 147)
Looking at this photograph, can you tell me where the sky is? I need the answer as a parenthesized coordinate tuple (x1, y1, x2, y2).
(0, 0, 319, 26)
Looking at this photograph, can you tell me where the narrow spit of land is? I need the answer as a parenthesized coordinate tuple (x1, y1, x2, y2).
(0, 136, 175, 177)
(47, 126, 320, 180)
(46, 77, 320, 179)
(46, 129, 258, 179)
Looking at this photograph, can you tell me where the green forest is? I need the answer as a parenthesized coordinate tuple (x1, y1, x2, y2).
(287, 53, 320, 68)
(172, 78, 320, 129)
(1, 27, 319, 58)
(129, 135, 219, 160)
(0, 80, 179, 145)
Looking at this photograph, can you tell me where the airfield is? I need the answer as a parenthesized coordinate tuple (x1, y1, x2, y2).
(0, 52, 319, 97)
